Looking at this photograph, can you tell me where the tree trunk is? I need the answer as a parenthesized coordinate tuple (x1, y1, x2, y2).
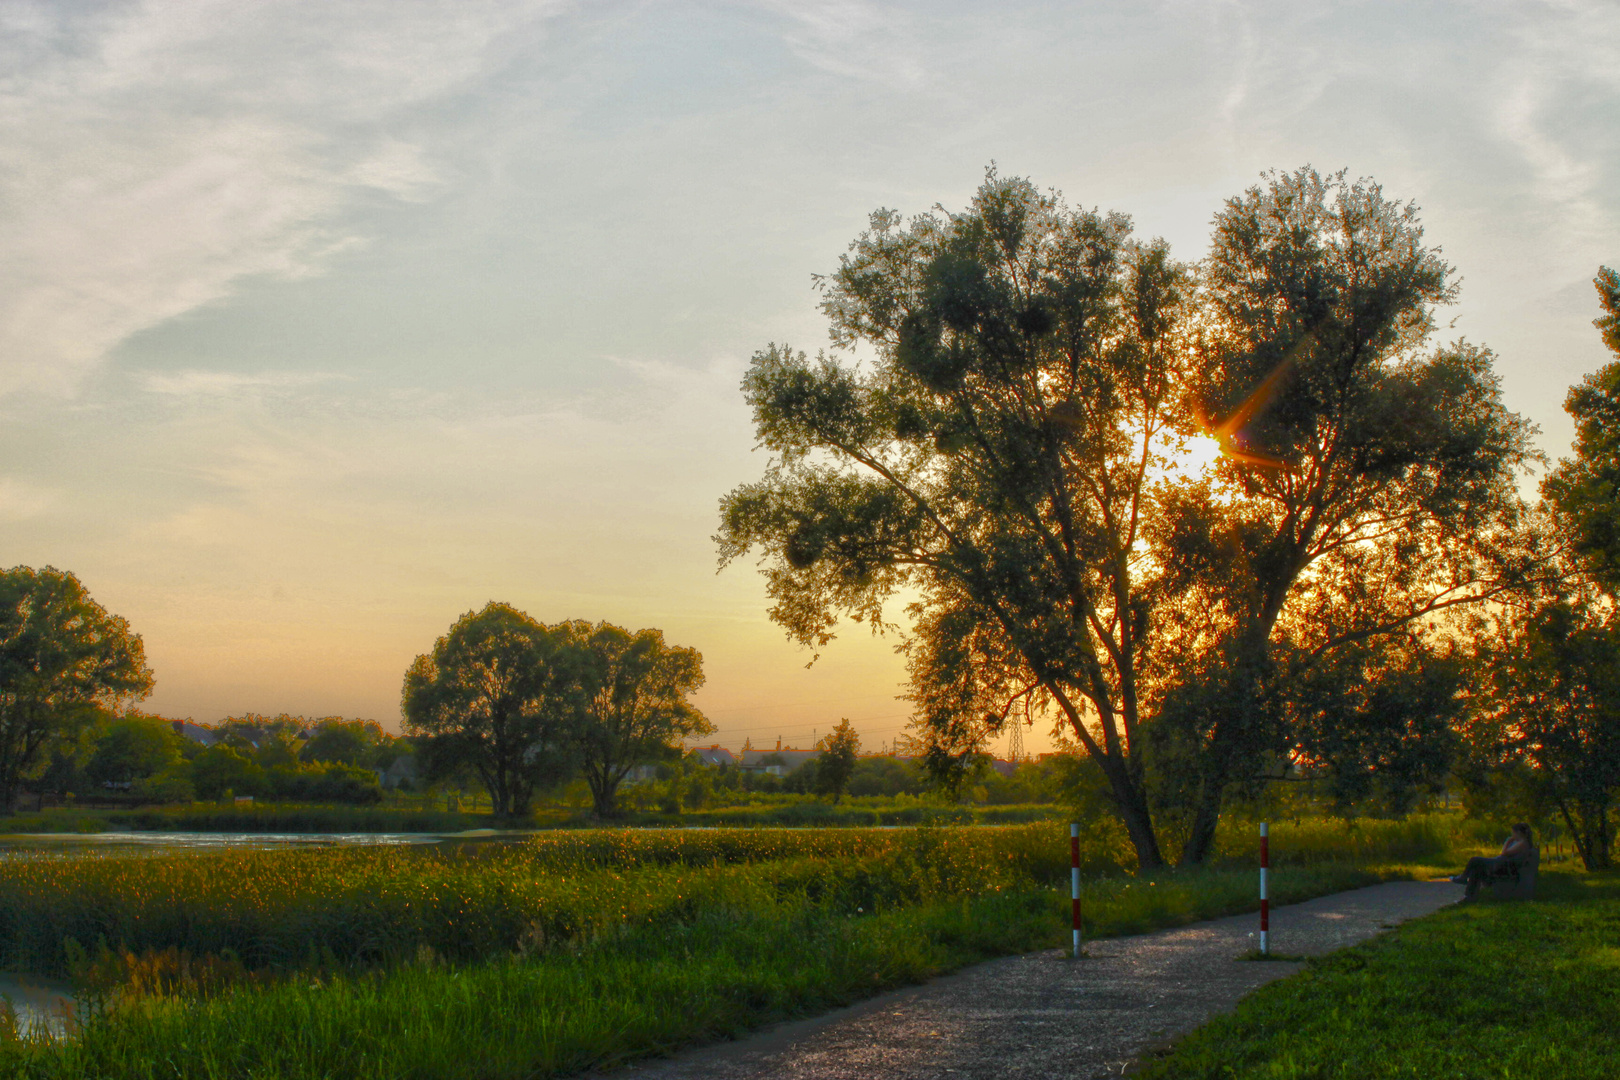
(1094, 754, 1164, 869)
(1588, 799, 1613, 871)
(590, 777, 620, 818)
(491, 762, 512, 818)
(1179, 635, 1277, 867)
(583, 761, 619, 818)
(1179, 775, 1224, 866)
(1557, 796, 1591, 870)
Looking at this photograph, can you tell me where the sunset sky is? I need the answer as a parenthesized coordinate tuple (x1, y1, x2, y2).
(3, 0, 1616, 757)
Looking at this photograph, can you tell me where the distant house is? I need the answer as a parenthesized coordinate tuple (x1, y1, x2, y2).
(739, 747, 820, 776)
(621, 747, 737, 785)
(622, 764, 659, 784)
(171, 720, 218, 746)
(689, 745, 736, 768)
(988, 758, 1017, 778)
(378, 755, 418, 789)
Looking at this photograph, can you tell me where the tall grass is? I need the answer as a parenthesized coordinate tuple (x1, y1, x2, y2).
(0, 863, 1396, 1080)
(0, 818, 1461, 981)
(637, 801, 1064, 828)
(0, 826, 1120, 976)
(0, 817, 1480, 1078)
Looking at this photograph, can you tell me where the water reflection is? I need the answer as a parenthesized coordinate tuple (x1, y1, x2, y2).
(0, 973, 75, 1039)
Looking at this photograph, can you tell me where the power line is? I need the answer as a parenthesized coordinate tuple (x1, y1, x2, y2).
(705, 710, 914, 734)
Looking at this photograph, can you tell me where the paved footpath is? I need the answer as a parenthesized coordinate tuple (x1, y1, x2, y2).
(616, 879, 1464, 1080)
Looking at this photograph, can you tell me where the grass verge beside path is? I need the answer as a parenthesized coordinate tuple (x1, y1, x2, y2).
(1135, 869, 1620, 1080)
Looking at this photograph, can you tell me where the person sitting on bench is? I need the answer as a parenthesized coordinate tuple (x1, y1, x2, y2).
(1450, 823, 1535, 898)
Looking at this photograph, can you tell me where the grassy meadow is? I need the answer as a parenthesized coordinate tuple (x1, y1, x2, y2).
(0, 817, 1485, 1078)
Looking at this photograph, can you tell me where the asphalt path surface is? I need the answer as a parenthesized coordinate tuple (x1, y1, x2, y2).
(615, 878, 1463, 1080)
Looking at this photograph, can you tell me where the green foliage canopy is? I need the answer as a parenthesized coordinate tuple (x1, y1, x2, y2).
(1470, 268, 1620, 871)
(0, 566, 153, 810)
(813, 718, 861, 803)
(718, 168, 1538, 868)
(1471, 598, 1620, 870)
(85, 714, 185, 790)
(572, 622, 711, 818)
(1543, 267, 1620, 592)
(301, 718, 394, 768)
(402, 606, 709, 819)
(402, 603, 580, 817)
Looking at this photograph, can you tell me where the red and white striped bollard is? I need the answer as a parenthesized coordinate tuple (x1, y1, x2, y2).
(1259, 821, 1270, 955)
(1070, 822, 1082, 957)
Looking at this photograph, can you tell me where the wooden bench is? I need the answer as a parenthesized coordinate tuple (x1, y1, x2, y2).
(1477, 846, 1539, 900)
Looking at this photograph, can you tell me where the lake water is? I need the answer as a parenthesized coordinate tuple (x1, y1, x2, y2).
(0, 829, 522, 857)
(0, 973, 75, 1039)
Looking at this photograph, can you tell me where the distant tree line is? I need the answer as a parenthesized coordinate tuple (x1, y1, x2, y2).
(630, 739, 1079, 814)
(30, 711, 407, 807)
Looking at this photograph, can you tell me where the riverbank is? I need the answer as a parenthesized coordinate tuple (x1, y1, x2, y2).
(0, 800, 1071, 836)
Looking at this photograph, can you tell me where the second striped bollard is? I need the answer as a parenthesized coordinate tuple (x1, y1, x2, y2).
(1259, 821, 1270, 956)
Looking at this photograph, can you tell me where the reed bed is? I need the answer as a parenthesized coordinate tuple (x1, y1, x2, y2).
(0, 825, 1126, 977)
(1208, 813, 1468, 867)
(0, 818, 1466, 980)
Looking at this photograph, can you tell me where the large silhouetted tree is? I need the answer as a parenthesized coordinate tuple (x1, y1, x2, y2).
(718, 168, 1539, 868)
(0, 566, 153, 810)
(1470, 266, 1620, 871)
(1152, 170, 1542, 862)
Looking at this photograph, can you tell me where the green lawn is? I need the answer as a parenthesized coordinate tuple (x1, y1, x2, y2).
(1135, 869, 1620, 1080)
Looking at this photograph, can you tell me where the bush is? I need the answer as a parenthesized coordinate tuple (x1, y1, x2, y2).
(267, 763, 382, 805)
(190, 746, 268, 801)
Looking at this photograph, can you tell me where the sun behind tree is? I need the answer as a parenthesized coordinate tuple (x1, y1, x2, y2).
(718, 166, 1541, 868)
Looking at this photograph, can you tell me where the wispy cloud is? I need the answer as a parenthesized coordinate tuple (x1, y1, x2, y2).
(0, 478, 58, 522)
(0, 0, 571, 397)
(140, 370, 351, 399)
(1494, 0, 1620, 249)
(751, 0, 926, 89)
